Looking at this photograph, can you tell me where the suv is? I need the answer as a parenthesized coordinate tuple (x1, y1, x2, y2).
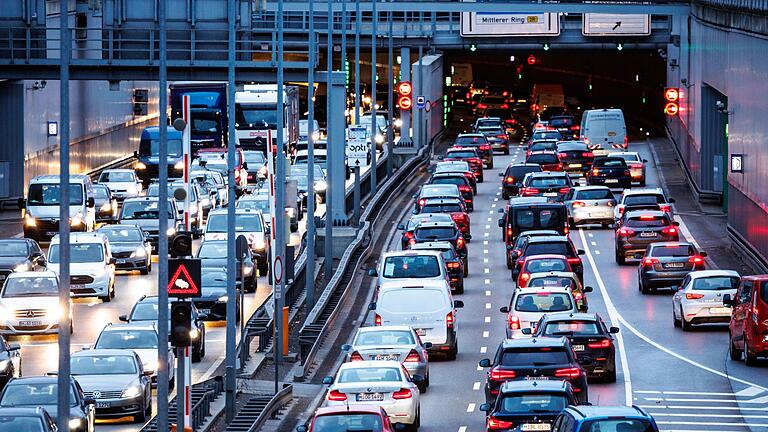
(500, 286, 581, 338)
(725, 275, 768, 365)
(479, 337, 588, 403)
(443, 147, 485, 183)
(638, 242, 706, 293)
(526, 151, 563, 172)
(615, 188, 675, 220)
(614, 210, 680, 265)
(520, 172, 574, 201)
(479, 380, 579, 432)
(511, 235, 584, 282)
(97, 169, 143, 201)
(499, 199, 567, 245)
(500, 163, 542, 199)
(551, 405, 659, 432)
(397, 213, 455, 250)
(412, 220, 469, 261)
(413, 184, 464, 212)
(118, 197, 180, 253)
(48, 233, 116, 302)
(428, 173, 475, 209)
(205, 208, 270, 276)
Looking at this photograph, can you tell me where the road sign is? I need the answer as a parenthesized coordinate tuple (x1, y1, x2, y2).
(274, 255, 283, 285)
(416, 96, 426, 109)
(582, 14, 650, 36)
(346, 126, 369, 167)
(168, 259, 202, 298)
(461, 12, 560, 37)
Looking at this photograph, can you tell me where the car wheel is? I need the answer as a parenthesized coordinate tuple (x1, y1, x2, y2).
(640, 178, 646, 187)
(447, 341, 458, 361)
(502, 192, 509, 200)
(673, 307, 681, 327)
(604, 367, 617, 383)
(615, 249, 625, 265)
(463, 261, 469, 277)
(70, 320, 74, 334)
(425, 374, 430, 388)
(455, 281, 464, 295)
(729, 335, 743, 360)
(140, 266, 149, 275)
(568, 217, 575, 227)
(504, 147, 510, 155)
(640, 279, 650, 294)
(135, 403, 147, 423)
(745, 338, 759, 366)
(192, 346, 202, 362)
(417, 381, 427, 393)
(681, 310, 692, 331)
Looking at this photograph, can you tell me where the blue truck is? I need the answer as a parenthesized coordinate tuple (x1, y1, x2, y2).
(169, 81, 228, 154)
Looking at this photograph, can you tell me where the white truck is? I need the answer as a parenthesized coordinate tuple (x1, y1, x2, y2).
(235, 84, 299, 154)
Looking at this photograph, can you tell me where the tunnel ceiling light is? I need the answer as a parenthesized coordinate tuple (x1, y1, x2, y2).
(509, 55, 515, 62)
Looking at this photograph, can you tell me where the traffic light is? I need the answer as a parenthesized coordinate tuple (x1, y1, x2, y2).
(170, 232, 193, 257)
(664, 87, 680, 116)
(170, 301, 192, 347)
(397, 81, 412, 111)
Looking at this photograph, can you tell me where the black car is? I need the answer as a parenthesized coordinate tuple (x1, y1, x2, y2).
(556, 141, 594, 175)
(511, 235, 584, 282)
(120, 295, 207, 362)
(97, 225, 153, 274)
(0, 336, 20, 388)
(93, 184, 118, 223)
(193, 269, 241, 322)
(479, 380, 580, 432)
(428, 173, 475, 209)
(520, 172, 574, 202)
(0, 407, 58, 432)
(506, 230, 561, 268)
(500, 163, 542, 200)
(586, 157, 632, 188)
(455, 134, 493, 168)
(477, 125, 510, 155)
(397, 213, 455, 250)
(442, 147, 485, 183)
(0, 376, 95, 432)
(412, 220, 469, 261)
(549, 115, 580, 140)
(499, 200, 568, 247)
(615, 210, 680, 265)
(409, 241, 466, 292)
(527, 312, 620, 382)
(196, 240, 257, 292)
(0, 239, 46, 283)
(416, 197, 471, 238)
(638, 242, 706, 293)
(479, 337, 589, 404)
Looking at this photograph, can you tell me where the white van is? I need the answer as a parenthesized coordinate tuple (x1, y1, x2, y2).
(580, 109, 627, 155)
(23, 174, 96, 242)
(369, 250, 449, 292)
(48, 232, 116, 302)
(371, 280, 463, 360)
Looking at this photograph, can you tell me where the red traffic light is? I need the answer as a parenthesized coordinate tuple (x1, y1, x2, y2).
(527, 55, 537, 65)
(664, 87, 679, 102)
(664, 102, 679, 116)
(397, 81, 412, 96)
(398, 96, 413, 110)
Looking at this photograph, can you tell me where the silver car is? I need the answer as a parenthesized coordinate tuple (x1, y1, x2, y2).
(563, 186, 617, 227)
(71, 349, 152, 423)
(672, 270, 740, 331)
(342, 326, 431, 391)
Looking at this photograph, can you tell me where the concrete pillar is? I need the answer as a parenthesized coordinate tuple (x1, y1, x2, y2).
(328, 71, 347, 223)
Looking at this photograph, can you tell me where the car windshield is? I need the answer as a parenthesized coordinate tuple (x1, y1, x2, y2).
(477, 119, 502, 128)
(27, 183, 84, 206)
(236, 199, 270, 213)
(498, 394, 568, 414)
(100, 228, 143, 242)
(614, 153, 640, 162)
(121, 201, 175, 220)
(355, 330, 415, 346)
(207, 214, 263, 233)
(624, 194, 665, 205)
(526, 242, 570, 256)
(455, 136, 487, 145)
(144, 138, 183, 157)
(243, 151, 266, 165)
(447, 150, 477, 159)
(529, 142, 557, 152)
(421, 204, 462, 213)
(500, 348, 569, 366)
(71, 355, 138, 375)
(2, 276, 58, 297)
(578, 419, 655, 432)
(48, 243, 103, 264)
(549, 117, 574, 127)
(100, 172, 135, 182)
(651, 245, 694, 257)
(625, 216, 669, 228)
(436, 162, 469, 173)
(0, 416, 46, 430)
(382, 255, 440, 278)
(525, 258, 568, 273)
(198, 242, 227, 258)
(378, 289, 447, 314)
(313, 414, 383, 432)
(130, 301, 167, 321)
(691, 276, 740, 291)
(529, 177, 568, 187)
(93, 186, 110, 199)
(478, 126, 503, 134)
(96, 330, 158, 349)
(0, 383, 77, 407)
(575, 189, 613, 200)
(543, 321, 601, 336)
(515, 292, 573, 312)
(236, 104, 277, 129)
(528, 277, 577, 290)
(415, 227, 456, 240)
(338, 367, 402, 383)
(0, 241, 27, 257)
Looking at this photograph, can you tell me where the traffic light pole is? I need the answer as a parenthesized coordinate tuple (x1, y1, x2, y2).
(352, 0, 361, 227)
(370, 0, 378, 196)
(176, 345, 187, 432)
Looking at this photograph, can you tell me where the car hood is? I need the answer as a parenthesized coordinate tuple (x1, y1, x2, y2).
(1, 296, 58, 310)
(13, 405, 85, 420)
(103, 182, 136, 189)
(131, 348, 160, 367)
(73, 374, 137, 392)
(119, 220, 172, 230)
(0, 258, 29, 270)
(27, 206, 82, 219)
(109, 242, 144, 253)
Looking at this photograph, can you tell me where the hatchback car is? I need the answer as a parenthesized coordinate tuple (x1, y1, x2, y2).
(411, 220, 469, 261)
(479, 380, 579, 432)
(413, 184, 464, 213)
(297, 405, 399, 432)
(615, 211, 680, 264)
(443, 147, 485, 183)
(526, 151, 563, 172)
(479, 337, 589, 403)
(454, 134, 493, 168)
(193, 268, 240, 322)
(615, 188, 675, 220)
(0, 376, 95, 432)
(427, 173, 475, 209)
(586, 157, 632, 189)
(0, 271, 73, 335)
(409, 241, 465, 291)
(549, 116, 580, 140)
(725, 275, 768, 365)
(97, 169, 143, 201)
(672, 270, 740, 331)
(500, 286, 581, 338)
(526, 271, 592, 313)
(415, 198, 471, 238)
(556, 141, 594, 175)
(526, 141, 559, 158)
(93, 184, 118, 223)
(563, 186, 617, 228)
(517, 255, 572, 287)
(500, 163, 542, 199)
(520, 172, 574, 202)
(638, 242, 706, 293)
(96, 225, 152, 275)
(611, 152, 648, 186)
(511, 235, 584, 282)
(196, 239, 256, 292)
(477, 125, 510, 155)
(434, 161, 478, 190)
(505, 229, 561, 268)
(397, 213, 455, 250)
(92, 322, 175, 387)
(342, 326, 431, 392)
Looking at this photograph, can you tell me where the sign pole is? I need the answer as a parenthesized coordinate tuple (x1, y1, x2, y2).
(176, 346, 186, 432)
(274, 0, 287, 393)
(182, 95, 191, 233)
(370, 0, 378, 196)
(353, 166, 360, 226)
(305, 0, 316, 310)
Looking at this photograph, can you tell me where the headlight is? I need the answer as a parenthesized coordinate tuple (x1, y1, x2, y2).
(314, 181, 327, 192)
(126, 184, 138, 195)
(131, 247, 147, 258)
(46, 305, 63, 320)
(201, 198, 211, 207)
(394, 118, 403, 128)
(70, 214, 83, 226)
(375, 134, 385, 144)
(217, 295, 228, 302)
(174, 161, 185, 170)
(253, 237, 266, 251)
(68, 418, 83, 430)
(0, 360, 9, 371)
(190, 328, 200, 340)
(24, 215, 36, 227)
(167, 227, 177, 236)
(135, 162, 147, 170)
(121, 385, 142, 398)
(13, 262, 31, 272)
(144, 361, 158, 373)
(100, 202, 112, 212)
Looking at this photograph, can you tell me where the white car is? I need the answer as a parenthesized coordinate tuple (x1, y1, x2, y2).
(615, 187, 675, 221)
(672, 270, 741, 331)
(322, 361, 422, 428)
(0, 271, 73, 335)
(97, 169, 143, 200)
(204, 208, 270, 276)
(500, 286, 580, 338)
(92, 322, 175, 387)
(47, 232, 116, 302)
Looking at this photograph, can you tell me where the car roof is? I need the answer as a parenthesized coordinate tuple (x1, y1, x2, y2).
(380, 249, 442, 259)
(523, 255, 569, 261)
(499, 380, 570, 393)
(622, 187, 664, 196)
(314, 405, 383, 416)
(409, 241, 454, 251)
(527, 235, 569, 243)
(414, 220, 456, 228)
(528, 151, 558, 156)
(540, 311, 600, 322)
(0, 406, 49, 416)
(72, 348, 138, 357)
(508, 163, 541, 169)
(566, 405, 651, 419)
(687, 269, 741, 279)
(519, 230, 561, 237)
(500, 336, 569, 349)
(209, 208, 263, 216)
(457, 133, 484, 138)
(516, 285, 572, 295)
(51, 232, 108, 244)
(624, 210, 666, 218)
(7, 375, 71, 385)
(378, 279, 449, 291)
(508, 197, 550, 207)
(100, 322, 157, 332)
(338, 360, 402, 370)
(357, 325, 413, 333)
(528, 271, 578, 279)
(102, 169, 135, 173)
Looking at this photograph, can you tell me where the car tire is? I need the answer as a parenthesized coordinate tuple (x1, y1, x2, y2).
(568, 217, 575, 227)
(640, 279, 650, 294)
(640, 179, 646, 187)
(425, 374, 430, 388)
(745, 338, 759, 366)
(140, 266, 149, 275)
(417, 381, 427, 393)
(447, 342, 458, 361)
(455, 281, 464, 295)
(681, 310, 692, 331)
(604, 367, 617, 383)
(478, 176, 484, 183)
(504, 147, 510, 156)
(615, 249, 625, 265)
(463, 262, 469, 277)
(673, 307, 681, 327)
(135, 399, 148, 423)
(729, 335, 743, 361)
(502, 191, 509, 200)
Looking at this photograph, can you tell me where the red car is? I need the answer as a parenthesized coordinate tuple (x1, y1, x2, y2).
(517, 254, 573, 287)
(725, 275, 768, 366)
(297, 405, 398, 432)
(526, 151, 564, 172)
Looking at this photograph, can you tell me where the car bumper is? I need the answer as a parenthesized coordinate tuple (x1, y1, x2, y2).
(193, 300, 228, 320)
(589, 177, 630, 186)
(326, 399, 418, 424)
(571, 208, 614, 224)
(0, 319, 60, 335)
(70, 274, 111, 297)
(93, 396, 146, 418)
(641, 270, 689, 287)
(24, 221, 88, 241)
(681, 301, 732, 323)
(113, 256, 148, 270)
(426, 330, 457, 355)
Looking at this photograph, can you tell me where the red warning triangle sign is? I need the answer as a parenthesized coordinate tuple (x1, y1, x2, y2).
(167, 264, 199, 296)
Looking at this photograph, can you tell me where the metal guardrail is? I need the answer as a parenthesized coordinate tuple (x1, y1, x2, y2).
(224, 384, 293, 432)
(696, 0, 768, 12)
(140, 376, 224, 432)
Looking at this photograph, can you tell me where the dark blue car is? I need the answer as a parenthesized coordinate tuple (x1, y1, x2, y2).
(551, 405, 659, 432)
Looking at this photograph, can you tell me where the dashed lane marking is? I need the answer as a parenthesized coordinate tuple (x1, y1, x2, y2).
(459, 426, 468, 432)
(484, 258, 489, 263)
(484, 279, 490, 284)
(485, 303, 491, 309)
(480, 346, 487, 353)
(482, 331, 489, 338)
(483, 240, 489, 245)
(483, 249, 489, 254)
(485, 224, 491, 229)
(591, 241, 597, 246)
(595, 250, 601, 255)
(466, 403, 476, 413)
(484, 268, 490, 273)
(473, 382, 481, 391)
(484, 316, 491, 323)
(485, 290, 492, 296)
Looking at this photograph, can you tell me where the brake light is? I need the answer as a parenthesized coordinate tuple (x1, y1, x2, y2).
(408, 238, 416, 246)
(554, 367, 582, 378)
(520, 272, 531, 283)
(446, 312, 454, 329)
(617, 228, 635, 236)
(489, 368, 517, 381)
(642, 257, 659, 267)
(572, 201, 586, 208)
(477, 103, 487, 109)
(447, 261, 460, 269)
(686, 293, 705, 300)
(392, 388, 413, 399)
(571, 125, 581, 130)
(659, 204, 671, 212)
(480, 145, 491, 151)
(327, 390, 347, 401)
(502, 91, 509, 97)
(639, 215, 656, 220)
(459, 185, 472, 192)
(505, 176, 515, 184)
(507, 229, 513, 238)
(623, 169, 631, 176)
(688, 256, 705, 265)
(464, 172, 473, 179)
(505, 119, 516, 124)
(587, 339, 612, 349)
(582, 152, 593, 157)
(469, 157, 483, 165)
(624, 136, 629, 147)
(663, 227, 678, 235)
(521, 187, 540, 196)
(574, 291, 583, 300)
(507, 314, 521, 330)
(456, 236, 465, 249)
(559, 187, 570, 194)
(466, 92, 471, 99)
(500, 104, 509, 109)
(631, 163, 643, 169)
(404, 231, 414, 240)
(567, 257, 581, 265)
(451, 213, 468, 223)
(592, 168, 600, 176)
(487, 417, 515, 430)
(349, 350, 364, 361)
(418, 198, 426, 207)
(374, 313, 382, 326)
(618, 207, 625, 216)
(496, 134, 507, 139)
(404, 349, 421, 363)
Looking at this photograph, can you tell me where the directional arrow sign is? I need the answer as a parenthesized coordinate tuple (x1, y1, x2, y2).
(168, 258, 202, 298)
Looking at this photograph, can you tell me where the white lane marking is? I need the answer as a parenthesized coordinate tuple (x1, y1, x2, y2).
(638, 405, 768, 412)
(645, 396, 768, 404)
(484, 268, 490, 273)
(655, 421, 768, 427)
(482, 331, 489, 338)
(637, 389, 762, 397)
(578, 228, 633, 406)
(484, 249, 489, 254)
(652, 413, 768, 419)
(485, 303, 491, 309)
(483, 240, 489, 245)
(485, 224, 491, 229)
(496, 192, 501, 196)
(591, 241, 597, 246)
(578, 228, 768, 393)
(200, 355, 226, 381)
(484, 258, 489, 263)
(480, 346, 487, 353)
(473, 382, 481, 391)
(484, 232, 489, 237)
(488, 210, 494, 214)
(484, 279, 491, 284)
(484, 316, 491, 323)
(485, 290, 491, 296)
(466, 403, 476, 413)
(595, 250, 601, 255)
(494, 198, 499, 202)
(459, 427, 468, 432)
(487, 217, 492, 222)
(588, 233, 594, 238)
(491, 204, 496, 208)
(674, 215, 702, 250)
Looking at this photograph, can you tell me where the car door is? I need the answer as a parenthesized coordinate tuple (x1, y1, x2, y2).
(732, 280, 753, 347)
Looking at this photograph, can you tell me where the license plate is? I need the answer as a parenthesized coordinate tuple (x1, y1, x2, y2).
(372, 354, 399, 361)
(71, 284, 85, 290)
(710, 307, 731, 314)
(605, 179, 619, 184)
(543, 192, 557, 197)
(356, 392, 384, 402)
(666, 262, 685, 268)
(116, 259, 127, 264)
(572, 345, 585, 351)
(522, 424, 551, 431)
(640, 232, 657, 237)
(19, 320, 42, 327)
(569, 163, 582, 168)
(199, 309, 211, 315)
(414, 328, 427, 336)
(46, 231, 57, 236)
(524, 376, 550, 380)
(96, 402, 111, 409)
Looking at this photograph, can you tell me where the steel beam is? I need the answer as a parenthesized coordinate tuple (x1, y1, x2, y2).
(225, 0, 237, 421)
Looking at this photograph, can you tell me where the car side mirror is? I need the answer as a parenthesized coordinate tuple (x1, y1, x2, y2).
(241, 162, 248, 170)
(521, 328, 532, 335)
(609, 326, 620, 334)
(454, 300, 464, 309)
(7, 343, 20, 351)
(321, 376, 334, 385)
(87, 197, 95, 208)
(397, 224, 405, 230)
(498, 172, 504, 177)
(672, 221, 680, 226)
(367, 268, 378, 277)
(499, 306, 510, 314)
(368, 302, 376, 310)
(118, 314, 128, 322)
(297, 426, 309, 432)
(722, 294, 733, 306)
(498, 208, 505, 213)
(584, 286, 594, 293)
(700, 251, 708, 257)
(84, 397, 96, 406)
(478, 358, 491, 368)
(423, 342, 433, 349)
(341, 344, 351, 352)
(577, 249, 585, 255)
(464, 234, 472, 240)
(479, 403, 492, 412)
(668, 198, 676, 203)
(498, 219, 504, 228)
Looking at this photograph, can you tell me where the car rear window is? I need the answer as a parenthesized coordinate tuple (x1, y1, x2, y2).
(422, 186, 458, 198)
(575, 189, 613, 200)
(455, 136, 487, 146)
(557, 142, 588, 152)
(624, 194, 665, 205)
(595, 158, 627, 167)
(383, 255, 441, 278)
(414, 227, 457, 239)
(515, 292, 574, 312)
(549, 117, 574, 127)
(421, 204, 462, 213)
(378, 289, 448, 313)
(337, 367, 402, 383)
(525, 242, 571, 256)
(498, 394, 568, 414)
(355, 330, 415, 346)
(447, 150, 477, 159)
(514, 209, 565, 229)
(431, 177, 468, 187)
(542, 321, 601, 336)
(528, 277, 577, 290)
(578, 419, 655, 432)
(500, 347, 570, 366)
(651, 245, 694, 257)
(529, 143, 557, 153)
(529, 177, 568, 187)
(524, 258, 568, 273)
(625, 215, 670, 228)
(508, 165, 542, 179)
(691, 276, 740, 291)
(614, 153, 640, 162)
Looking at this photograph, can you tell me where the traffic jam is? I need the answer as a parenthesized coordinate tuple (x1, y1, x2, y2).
(298, 81, 768, 432)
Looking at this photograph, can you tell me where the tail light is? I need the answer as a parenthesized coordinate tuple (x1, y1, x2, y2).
(623, 169, 631, 176)
(618, 207, 625, 216)
(572, 201, 586, 208)
(574, 291, 583, 300)
(451, 213, 468, 224)
(688, 256, 705, 265)
(469, 157, 483, 165)
(489, 368, 517, 381)
(500, 104, 509, 109)
(659, 204, 671, 212)
(459, 185, 472, 192)
(456, 236, 465, 249)
(662, 227, 678, 235)
(507, 314, 521, 330)
(349, 351, 364, 361)
(554, 367, 582, 378)
(519, 272, 531, 284)
(558, 152, 569, 159)
(496, 134, 507, 139)
(505, 176, 515, 184)
(507, 229, 513, 238)
(592, 168, 600, 176)
(418, 198, 426, 207)
(464, 172, 474, 179)
(617, 228, 635, 236)
(374, 313, 382, 326)
(505, 119, 516, 124)
(567, 257, 581, 265)
(631, 163, 643, 169)
(564, 226, 570, 235)
(521, 187, 540, 196)
(392, 388, 413, 399)
(557, 163, 564, 170)
(686, 293, 705, 300)
(571, 125, 581, 130)
(466, 92, 471, 99)
(584, 137, 590, 144)
(503, 91, 509, 97)
(408, 238, 416, 246)
(624, 136, 629, 147)
(642, 257, 659, 267)
(477, 103, 487, 109)
(487, 417, 515, 430)
(587, 339, 612, 349)
(327, 390, 347, 401)
(559, 187, 570, 194)
(446, 312, 454, 329)
(446, 261, 461, 269)
(582, 152, 594, 157)
(404, 350, 421, 363)
(480, 145, 491, 151)
(404, 231, 414, 240)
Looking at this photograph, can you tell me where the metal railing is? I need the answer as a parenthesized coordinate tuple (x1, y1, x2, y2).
(140, 376, 224, 432)
(696, 0, 768, 12)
